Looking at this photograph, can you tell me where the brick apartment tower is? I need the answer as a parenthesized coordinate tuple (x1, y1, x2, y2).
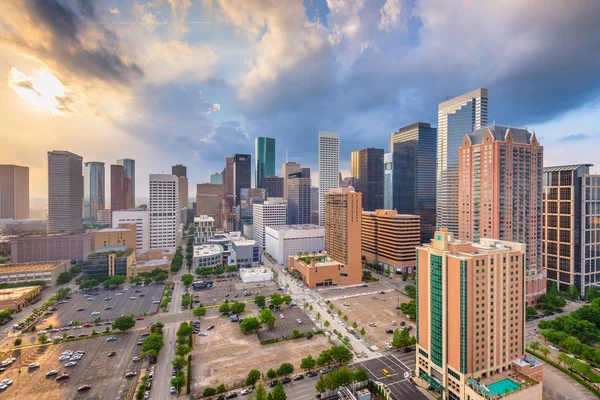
(324, 187, 362, 285)
(458, 126, 545, 305)
(416, 229, 526, 399)
(111, 164, 131, 212)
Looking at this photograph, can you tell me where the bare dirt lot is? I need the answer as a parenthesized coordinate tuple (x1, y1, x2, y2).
(330, 291, 415, 350)
(192, 311, 331, 391)
(193, 279, 280, 307)
(258, 307, 318, 341)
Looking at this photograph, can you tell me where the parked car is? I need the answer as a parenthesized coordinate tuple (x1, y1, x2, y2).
(28, 363, 40, 369)
(240, 388, 252, 395)
(281, 377, 291, 384)
(108, 352, 117, 357)
(225, 392, 238, 398)
(207, 325, 215, 330)
(385, 329, 393, 334)
(125, 371, 138, 378)
(77, 385, 92, 392)
(46, 370, 59, 377)
(308, 371, 318, 377)
(106, 336, 117, 341)
(64, 362, 77, 367)
(56, 373, 70, 381)
(293, 374, 304, 381)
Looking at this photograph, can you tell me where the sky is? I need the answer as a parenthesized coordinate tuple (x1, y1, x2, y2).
(1, 0, 600, 199)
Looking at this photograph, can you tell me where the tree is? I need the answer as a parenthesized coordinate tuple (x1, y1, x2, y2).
(226, 265, 237, 273)
(113, 315, 136, 331)
(292, 329, 301, 338)
(176, 345, 191, 357)
(316, 312, 321, 320)
(151, 322, 164, 334)
(528, 341, 541, 352)
(354, 368, 368, 382)
(540, 347, 551, 359)
(270, 293, 284, 308)
(14, 338, 22, 346)
(202, 387, 216, 397)
(219, 302, 231, 315)
(255, 295, 266, 308)
(400, 300, 417, 319)
(337, 310, 342, 317)
(245, 369, 261, 387)
(301, 355, 316, 371)
(404, 284, 416, 299)
(260, 308, 276, 328)
(254, 383, 267, 400)
(129, 277, 141, 285)
(230, 302, 246, 315)
(360, 327, 366, 335)
(103, 275, 126, 288)
(172, 356, 187, 373)
(177, 322, 194, 338)
(193, 305, 207, 318)
(216, 384, 226, 394)
(566, 285, 579, 300)
(352, 321, 358, 329)
(56, 271, 73, 284)
(181, 274, 194, 287)
(240, 317, 262, 334)
(141, 333, 164, 357)
(586, 287, 600, 301)
(267, 368, 277, 381)
(270, 382, 287, 400)
(329, 303, 334, 310)
(324, 320, 330, 328)
(282, 295, 292, 304)
(526, 306, 537, 319)
(38, 334, 48, 343)
(171, 372, 185, 393)
(154, 272, 168, 282)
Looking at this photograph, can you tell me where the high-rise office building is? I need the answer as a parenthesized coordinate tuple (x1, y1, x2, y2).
(361, 210, 420, 273)
(324, 187, 362, 285)
(111, 165, 131, 212)
(350, 147, 384, 212)
(311, 187, 319, 212)
(390, 122, 437, 243)
(112, 209, 150, 254)
(318, 131, 339, 226)
(282, 161, 301, 200)
(210, 173, 223, 185)
(459, 126, 544, 305)
(172, 164, 188, 209)
(83, 162, 105, 223)
(437, 88, 488, 235)
(383, 153, 393, 210)
(233, 154, 251, 207)
(195, 183, 225, 229)
(416, 230, 542, 400)
(47, 151, 83, 233)
(255, 137, 275, 189)
(116, 159, 135, 208)
(0, 164, 29, 220)
(262, 176, 284, 198)
(222, 157, 235, 209)
(149, 174, 180, 251)
(287, 168, 311, 225)
(252, 198, 287, 249)
(542, 164, 600, 297)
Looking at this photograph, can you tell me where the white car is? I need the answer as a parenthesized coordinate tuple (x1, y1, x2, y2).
(65, 361, 77, 367)
(133, 356, 141, 362)
(0, 384, 7, 390)
(153, 300, 160, 304)
(91, 312, 100, 316)
(107, 336, 117, 341)
(198, 332, 207, 336)
(130, 297, 137, 300)
(170, 386, 177, 394)
(279, 314, 284, 319)
(296, 319, 302, 324)
(115, 292, 123, 296)
(59, 355, 70, 361)
(46, 370, 59, 377)
(70, 355, 82, 361)
(241, 388, 253, 395)
(28, 363, 40, 369)
(1, 379, 13, 386)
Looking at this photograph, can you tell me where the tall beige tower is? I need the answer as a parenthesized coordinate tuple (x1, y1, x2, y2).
(0, 165, 30, 220)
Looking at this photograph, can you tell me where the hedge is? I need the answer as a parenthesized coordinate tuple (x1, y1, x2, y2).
(187, 354, 192, 393)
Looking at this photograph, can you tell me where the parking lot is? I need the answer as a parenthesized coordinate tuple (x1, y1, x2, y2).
(0, 333, 146, 400)
(330, 291, 415, 350)
(318, 283, 393, 300)
(192, 310, 331, 390)
(258, 307, 318, 341)
(350, 353, 428, 400)
(193, 278, 280, 307)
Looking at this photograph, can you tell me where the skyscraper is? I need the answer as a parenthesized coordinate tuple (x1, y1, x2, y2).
(458, 126, 544, 305)
(117, 159, 135, 208)
(196, 183, 225, 230)
(350, 148, 384, 212)
(390, 122, 437, 242)
(0, 164, 29, 220)
(222, 157, 235, 209)
(542, 164, 600, 297)
(149, 174, 180, 251)
(172, 164, 188, 209)
(383, 153, 393, 210)
(210, 173, 223, 184)
(233, 154, 251, 207)
(282, 161, 301, 200)
(324, 187, 362, 285)
(437, 88, 488, 235)
(83, 162, 105, 222)
(255, 137, 275, 189)
(416, 230, 540, 400)
(47, 150, 83, 233)
(318, 131, 339, 226)
(252, 198, 287, 249)
(262, 176, 284, 198)
(287, 168, 311, 225)
(111, 165, 131, 212)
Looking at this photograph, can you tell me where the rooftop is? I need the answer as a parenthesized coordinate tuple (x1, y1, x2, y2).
(194, 215, 215, 223)
(266, 224, 323, 232)
(0, 286, 42, 301)
(95, 245, 129, 254)
(0, 261, 65, 273)
(239, 267, 272, 276)
(468, 125, 535, 145)
(543, 164, 593, 173)
(193, 244, 223, 257)
(97, 228, 131, 233)
(132, 259, 170, 268)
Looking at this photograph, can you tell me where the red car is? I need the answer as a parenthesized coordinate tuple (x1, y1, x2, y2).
(78, 333, 88, 337)
(135, 317, 144, 321)
(407, 326, 413, 331)
(77, 385, 92, 392)
(83, 323, 93, 328)
(56, 373, 70, 381)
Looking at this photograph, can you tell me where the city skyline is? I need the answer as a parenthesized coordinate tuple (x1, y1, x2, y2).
(1, 1, 599, 198)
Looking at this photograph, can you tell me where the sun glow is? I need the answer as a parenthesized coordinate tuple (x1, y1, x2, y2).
(8, 67, 72, 115)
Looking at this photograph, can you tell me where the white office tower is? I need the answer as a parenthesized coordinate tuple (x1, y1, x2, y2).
(149, 174, 181, 251)
(47, 150, 84, 233)
(112, 209, 150, 254)
(318, 131, 339, 226)
(436, 88, 488, 235)
(252, 198, 287, 249)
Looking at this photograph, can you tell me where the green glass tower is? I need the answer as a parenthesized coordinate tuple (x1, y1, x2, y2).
(254, 137, 275, 189)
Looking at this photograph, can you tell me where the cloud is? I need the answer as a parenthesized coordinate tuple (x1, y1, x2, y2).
(559, 133, 592, 142)
(109, 8, 120, 15)
(378, 0, 402, 32)
(168, 0, 192, 36)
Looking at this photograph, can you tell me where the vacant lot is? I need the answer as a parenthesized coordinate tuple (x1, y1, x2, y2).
(192, 311, 330, 391)
(330, 291, 415, 350)
(258, 307, 318, 341)
(0, 333, 144, 400)
(194, 278, 280, 307)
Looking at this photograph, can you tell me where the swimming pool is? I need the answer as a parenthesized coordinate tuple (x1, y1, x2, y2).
(488, 378, 521, 395)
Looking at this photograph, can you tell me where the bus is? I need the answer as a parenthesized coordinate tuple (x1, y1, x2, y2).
(192, 280, 213, 290)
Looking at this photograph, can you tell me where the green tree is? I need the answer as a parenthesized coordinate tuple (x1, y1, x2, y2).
(202, 387, 216, 397)
(329, 303, 334, 310)
(270, 293, 284, 308)
(270, 382, 287, 400)
(352, 321, 358, 329)
(566, 285, 579, 300)
(151, 322, 164, 334)
(526, 306, 537, 319)
(171, 372, 185, 393)
(282, 295, 292, 304)
(528, 341, 541, 352)
(176, 345, 191, 357)
(300, 355, 316, 371)
(56, 271, 73, 284)
(337, 310, 342, 317)
(103, 275, 126, 288)
(141, 333, 164, 358)
(172, 356, 187, 373)
(316, 312, 321, 320)
(292, 329, 301, 338)
(225, 265, 237, 273)
(129, 277, 141, 285)
(216, 384, 226, 393)
(254, 383, 267, 400)
(245, 369, 261, 387)
(230, 302, 246, 315)
(324, 320, 330, 328)
(177, 322, 194, 338)
(240, 317, 262, 334)
(38, 334, 48, 343)
(586, 287, 600, 301)
(260, 308, 276, 328)
(255, 295, 266, 308)
(267, 368, 277, 381)
(113, 315, 136, 331)
(359, 327, 366, 335)
(404, 284, 416, 299)
(219, 302, 231, 315)
(354, 368, 368, 382)
(329, 346, 353, 365)
(400, 300, 417, 319)
(14, 338, 22, 346)
(181, 274, 194, 287)
(154, 272, 168, 282)
(540, 347, 551, 359)
(193, 305, 207, 318)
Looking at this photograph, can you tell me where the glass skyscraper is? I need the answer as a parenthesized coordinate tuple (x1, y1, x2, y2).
(254, 137, 275, 189)
(389, 122, 437, 243)
(436, 88, 487, 235)
(117, 158, 135, 208)
(350, 148, 384, 212)
(83, 162, 105, 222)
(383, 153, 393, 210)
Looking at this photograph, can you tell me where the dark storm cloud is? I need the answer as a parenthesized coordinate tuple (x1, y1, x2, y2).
(23, 0, 142, 86)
